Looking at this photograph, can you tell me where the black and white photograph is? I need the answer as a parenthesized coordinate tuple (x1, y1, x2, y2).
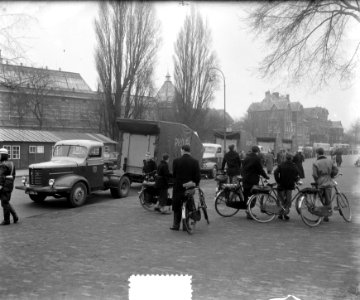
(0, 1, 359, 299)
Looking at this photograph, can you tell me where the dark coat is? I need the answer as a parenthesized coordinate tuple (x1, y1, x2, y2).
(0, 160, 16, 193)
(241, 152, 268, 188)
(292, 152, 305, 178)
(142, 159, 157, 174)
(172, 153, 200, 211)
(274, 160, 300, 190)
(221, 150, 241, 177)
(155, 160, 171, 189)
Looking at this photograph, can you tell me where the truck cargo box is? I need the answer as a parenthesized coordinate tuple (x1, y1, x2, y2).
(117, 119, 203, 182)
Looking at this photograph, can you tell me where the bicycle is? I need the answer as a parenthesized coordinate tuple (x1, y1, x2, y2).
(298, 174, 351, 227)
(139, 171, 172, 212)
(246, 178, 306, 223)
(214, 174, 247, 217)
(181, 181, 209, 234)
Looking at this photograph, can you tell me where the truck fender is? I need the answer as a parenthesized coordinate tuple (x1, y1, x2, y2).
(53, 175, 90, 194)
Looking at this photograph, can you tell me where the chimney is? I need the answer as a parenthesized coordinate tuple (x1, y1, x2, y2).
(59, 68, 61, 71)
(286, 94, 290, 101)
(273, 92, 279, 98)
(265, 90, 271, 100)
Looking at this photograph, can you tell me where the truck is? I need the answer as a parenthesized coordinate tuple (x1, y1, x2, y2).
(16, 139, 131, 207)
(116, 118, 203, 182)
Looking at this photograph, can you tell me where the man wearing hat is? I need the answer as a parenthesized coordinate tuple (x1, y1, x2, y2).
(0, 148, 18, 225)
(241, 145, 270, 219)
(142, 151, 157, 175)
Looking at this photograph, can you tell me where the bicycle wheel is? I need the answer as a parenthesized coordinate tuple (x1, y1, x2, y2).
(182, 204, 197, 234)
(139, 190, 156, 211)
(336, 192, 351, 222)
(298, 194, 322, 227)
(199, 190, 210, 224)
(214, 190, 240, 217)
(247, 193, 277, 223)
(294, 193, 303, 215)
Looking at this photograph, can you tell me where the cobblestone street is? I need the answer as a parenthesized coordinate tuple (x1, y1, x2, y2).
(0, 156, 359, 300)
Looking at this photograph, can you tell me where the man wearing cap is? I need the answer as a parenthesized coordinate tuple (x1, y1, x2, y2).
(0, 148, 18, 225)
(241, 146, 270, 219)
(170, 145, 201, 231)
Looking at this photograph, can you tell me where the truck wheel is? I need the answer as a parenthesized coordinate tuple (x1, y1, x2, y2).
(68, 182, 87, 207)
(110, 176, 130, 198)
(29, 194, 46, 203)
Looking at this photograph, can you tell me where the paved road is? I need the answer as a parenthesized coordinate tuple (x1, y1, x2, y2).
(0, 155, 359, 299)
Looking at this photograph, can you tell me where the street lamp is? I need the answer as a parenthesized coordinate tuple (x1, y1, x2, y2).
(209, 67, 226, 155)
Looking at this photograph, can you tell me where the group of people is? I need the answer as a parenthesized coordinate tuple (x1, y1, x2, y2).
(220, 144, 339, 222)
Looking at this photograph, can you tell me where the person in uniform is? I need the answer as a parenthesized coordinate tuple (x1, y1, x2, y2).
(0, 148, 18, 225)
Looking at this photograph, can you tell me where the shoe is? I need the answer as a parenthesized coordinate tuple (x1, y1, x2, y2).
(161, 210, 171, 215)
(323, 216, 329, 222)
(246, 213, 253, 220)
(1, 221, 10, 225)
(283, 215, 290, 221)
(13, 216, 19, 224)
(154, 207, 161, 212)
(278, 215, 283, 220)
(169, 226, 179, 231)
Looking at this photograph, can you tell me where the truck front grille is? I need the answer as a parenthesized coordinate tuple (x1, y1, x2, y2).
(30, 169, 43, 186)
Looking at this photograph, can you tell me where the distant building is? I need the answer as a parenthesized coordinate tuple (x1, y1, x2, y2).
(0, 62, 101, 132)
(247, 91, 343, 152)
(248, 91, 307, 152)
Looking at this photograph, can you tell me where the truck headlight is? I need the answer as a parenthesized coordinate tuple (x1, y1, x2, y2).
(49, 179, 55, 187)
(22, 176, 28, 185)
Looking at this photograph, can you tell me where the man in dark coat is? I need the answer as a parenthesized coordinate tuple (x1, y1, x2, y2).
(274, 153, 300, 220)
(155, 153, 171, 214)
(142, 152, 157, 175)
(241, 146, 269, 219)
(0, 148, 18, 225)
(170, 145, 201, 231)
(221, 144, 241, 183)
(293, 150, 305, 179)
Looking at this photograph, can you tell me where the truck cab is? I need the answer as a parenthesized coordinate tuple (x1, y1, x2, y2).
(201, 143, 223, 178)
(16, 140, 130, 207)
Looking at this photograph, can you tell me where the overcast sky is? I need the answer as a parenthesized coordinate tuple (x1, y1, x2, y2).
(2, 1, 359, 131)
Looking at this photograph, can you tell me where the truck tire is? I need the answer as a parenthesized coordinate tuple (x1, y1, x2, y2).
(110, 176, 130, 198)
(29, 194, 46, 203)
(67, 182, 87, 207)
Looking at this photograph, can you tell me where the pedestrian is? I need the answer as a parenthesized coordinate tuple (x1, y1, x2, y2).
(241, 145, 270, 220)
(154, 153, 171, 214)
(264, 149, 275, 175)
(170, 145, 201, 231)
(221, 144, 241, 183)
(142, 152, 157, 175)
(0, 148, 18, 225)
(293, 150, 305, 179)
(335, 149, 343, 167)
(312, 147, 339, 222)
(274, 153, 300, 220)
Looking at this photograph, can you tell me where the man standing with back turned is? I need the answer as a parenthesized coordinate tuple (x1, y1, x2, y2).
(170, 145, 201, 231)
(312, 147, 338, 222)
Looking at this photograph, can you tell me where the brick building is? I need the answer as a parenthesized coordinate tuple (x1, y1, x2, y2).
(248, 91, 344, 151)
(248, 91, 308, 152)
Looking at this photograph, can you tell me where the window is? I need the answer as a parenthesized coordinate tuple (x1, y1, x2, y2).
(89, 147, 101, 158)
(29, 145, 44, 154)
(3, 145, 20, 160)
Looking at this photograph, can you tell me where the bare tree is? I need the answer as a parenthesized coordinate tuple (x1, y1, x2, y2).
(0, 5, 35, 62)
(94, 1, 161, 140)
(173, 9, 219, 131)
(247, 1, 360, 89)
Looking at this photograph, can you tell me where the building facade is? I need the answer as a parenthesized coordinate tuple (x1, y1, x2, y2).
(248, 91, 343, 152)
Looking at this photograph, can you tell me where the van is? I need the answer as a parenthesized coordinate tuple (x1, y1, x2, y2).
(201, 143, 223, 178)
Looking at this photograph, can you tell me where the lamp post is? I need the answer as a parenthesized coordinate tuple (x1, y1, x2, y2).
(209, 67, 226, 155)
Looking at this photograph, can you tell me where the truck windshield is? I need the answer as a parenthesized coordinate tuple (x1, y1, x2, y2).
(53, 145, 88, 158)
(204, 146, 217, 155)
